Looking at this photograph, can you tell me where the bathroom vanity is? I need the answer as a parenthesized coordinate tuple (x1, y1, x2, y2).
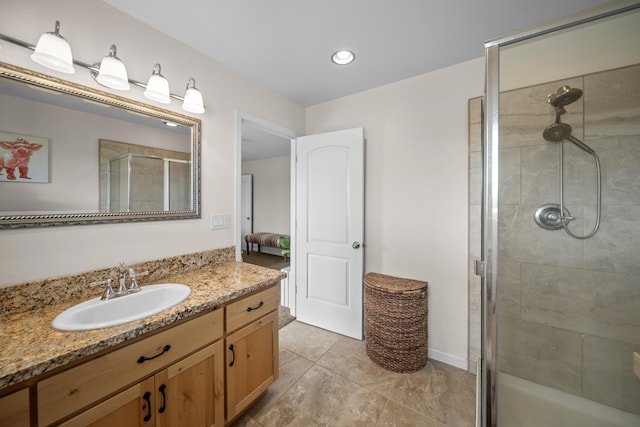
(0, 260, 283, 427)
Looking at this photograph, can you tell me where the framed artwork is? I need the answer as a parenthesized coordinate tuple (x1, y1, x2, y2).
(0, 131, 49, 183)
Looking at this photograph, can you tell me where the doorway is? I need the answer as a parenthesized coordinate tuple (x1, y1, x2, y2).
(235, 110, 298, 313)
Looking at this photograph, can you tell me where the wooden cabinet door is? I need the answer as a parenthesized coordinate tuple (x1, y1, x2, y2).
(59, 377, 155, 427)
(225, 311, 278, 420)
(0, 388, 30, 427)
(155, 341, 224, 427)
(38, 310, 223, 427)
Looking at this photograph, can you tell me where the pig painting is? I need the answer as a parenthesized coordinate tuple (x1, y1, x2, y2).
(0, 138, 43, 180)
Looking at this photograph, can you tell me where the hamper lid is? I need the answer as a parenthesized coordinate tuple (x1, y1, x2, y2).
(364, 272, 427, 293)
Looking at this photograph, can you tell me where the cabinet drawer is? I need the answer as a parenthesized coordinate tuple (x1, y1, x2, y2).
(226, 285, 279, 333)
(37, 309, 223, 426)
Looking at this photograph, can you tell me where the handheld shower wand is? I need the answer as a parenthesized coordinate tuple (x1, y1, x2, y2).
(537, 85, 601, 240)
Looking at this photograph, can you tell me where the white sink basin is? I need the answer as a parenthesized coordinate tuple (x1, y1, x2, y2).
(53, 284, 191, 331)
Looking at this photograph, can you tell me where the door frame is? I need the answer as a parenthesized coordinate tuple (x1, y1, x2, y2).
(235, 110, 299, 313)
(240, 174, 253, 251)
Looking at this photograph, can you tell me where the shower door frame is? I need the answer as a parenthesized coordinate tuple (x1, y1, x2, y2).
(480, 1, 640, 426)
(108, 153, 191, 212)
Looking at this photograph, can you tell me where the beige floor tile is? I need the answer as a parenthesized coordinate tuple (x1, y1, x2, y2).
(236, 320, 476, 427)
(279, 321, 341, 362)
(318, 335, 476, 426)
(377, 399, 446, 427)
(255, 364, 388, 426)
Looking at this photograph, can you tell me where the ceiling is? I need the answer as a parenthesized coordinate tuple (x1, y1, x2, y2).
(101, 0, 610, 160)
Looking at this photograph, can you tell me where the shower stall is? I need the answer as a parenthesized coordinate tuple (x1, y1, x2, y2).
(478, 2, 640, 426)
(108, 153, 191, 212)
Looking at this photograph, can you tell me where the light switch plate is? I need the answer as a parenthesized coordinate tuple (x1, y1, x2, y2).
(210, 213, 231, 230)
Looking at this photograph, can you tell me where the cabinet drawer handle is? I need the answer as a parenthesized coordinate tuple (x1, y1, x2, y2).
(137, 344, 171, 364)
(158, 384, 167, 414)
(247, 301, 264, 312)
(229, 344, 235, 367)
(143, 391, 152, 422)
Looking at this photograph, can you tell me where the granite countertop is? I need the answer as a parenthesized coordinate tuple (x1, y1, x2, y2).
(0, 261, 284, 390)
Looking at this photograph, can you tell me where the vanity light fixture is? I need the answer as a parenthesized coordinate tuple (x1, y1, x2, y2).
(0, 22, 206, 114)
(144, 63, 171, 104)
(30, 20, 75, 74)
(182, 78, 205, 114)
(94, 45, 130, 91)
(331, 50, 355, 65)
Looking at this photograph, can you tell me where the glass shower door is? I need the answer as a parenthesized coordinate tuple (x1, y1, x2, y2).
(482, 4, 640, 426)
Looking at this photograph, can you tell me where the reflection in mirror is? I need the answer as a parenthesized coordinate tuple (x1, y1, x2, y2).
(0, 61, 200, 229)
(99, 140, 191, 213)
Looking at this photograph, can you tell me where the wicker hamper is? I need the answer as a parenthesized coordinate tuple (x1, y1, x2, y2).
(364, 272, 428, 373)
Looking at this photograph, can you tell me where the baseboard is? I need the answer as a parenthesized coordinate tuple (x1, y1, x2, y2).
(428, 348, 468, 370)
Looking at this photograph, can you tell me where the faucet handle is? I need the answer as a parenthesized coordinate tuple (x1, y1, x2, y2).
(89, 279, 115, 300)
(128, 269, 149, 293)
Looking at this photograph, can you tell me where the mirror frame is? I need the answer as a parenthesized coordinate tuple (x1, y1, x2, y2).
(0, 61, 201, 229)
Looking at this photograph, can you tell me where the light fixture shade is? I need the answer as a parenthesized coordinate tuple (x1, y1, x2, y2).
(144, 64, 171, 104)
(30, 21, 74, 74)
(96, 45, 130, 90)
(182, 78, 205, 114)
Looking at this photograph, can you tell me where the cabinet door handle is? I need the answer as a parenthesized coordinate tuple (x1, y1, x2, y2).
(229, 344, 235, 367)
(137, 344, 171, 364)
(247, 301, 264, 312)
(158, 384, 167, 414)
(143, 391, 152, 422)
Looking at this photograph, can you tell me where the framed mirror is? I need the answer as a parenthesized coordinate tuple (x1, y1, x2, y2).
(0, 61, 201, 229)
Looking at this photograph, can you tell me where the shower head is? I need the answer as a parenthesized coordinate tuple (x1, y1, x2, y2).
(543, 122, 572, 142)
(542, 122, 596, 155)
(546, 85, 583, 108)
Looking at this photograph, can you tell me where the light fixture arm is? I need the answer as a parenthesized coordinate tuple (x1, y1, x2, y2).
(0, 32, 185, 101)
(151, 63, 163, 76)
(105, 44, 119, 59)
(51, 21, 63, 38)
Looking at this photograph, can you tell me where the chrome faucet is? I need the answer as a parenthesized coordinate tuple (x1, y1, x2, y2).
(116, 262, 128, 296)
(89, 263, 149, 300)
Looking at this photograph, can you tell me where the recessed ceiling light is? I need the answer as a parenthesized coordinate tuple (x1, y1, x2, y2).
(331, 50, 355, 65)
(164, 121, 179, 127)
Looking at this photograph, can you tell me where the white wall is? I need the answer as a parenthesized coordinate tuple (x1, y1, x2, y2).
(0, 0, 305, 286)
(306, 57, 485, 366)
(241, 156, 291, 235)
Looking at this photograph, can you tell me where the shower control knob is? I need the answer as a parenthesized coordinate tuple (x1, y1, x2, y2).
(352, 241, 361, 249)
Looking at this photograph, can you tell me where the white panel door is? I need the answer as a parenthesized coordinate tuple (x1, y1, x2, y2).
(241, 174, 253, 251)
(295, 128, 364, 339)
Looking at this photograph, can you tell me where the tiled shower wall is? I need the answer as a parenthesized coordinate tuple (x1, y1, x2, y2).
(99, 140, 191, 212)
(468, 64, 640, 415)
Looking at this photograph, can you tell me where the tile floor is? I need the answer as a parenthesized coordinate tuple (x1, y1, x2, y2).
(232, 321, 477, 426)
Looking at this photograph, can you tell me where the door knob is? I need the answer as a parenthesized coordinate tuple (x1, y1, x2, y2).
(352, 241, 361, 249)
